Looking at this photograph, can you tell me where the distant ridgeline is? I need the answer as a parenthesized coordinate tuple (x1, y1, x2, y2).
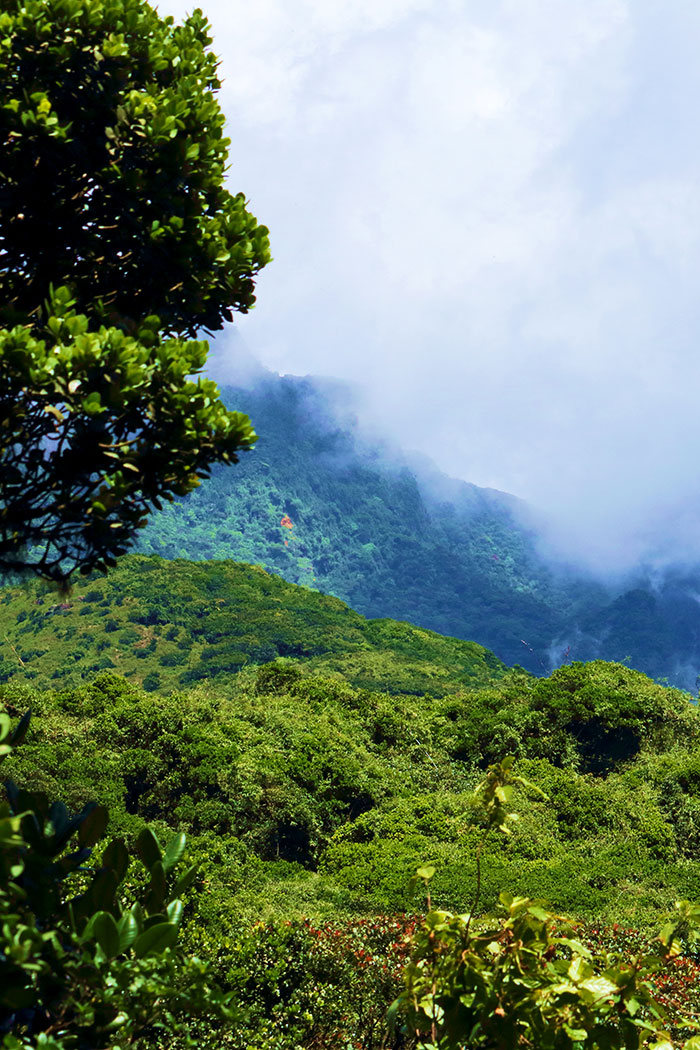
(132, 374, 700, 689)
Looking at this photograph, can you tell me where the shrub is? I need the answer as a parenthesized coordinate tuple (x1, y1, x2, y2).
(0, 712, 232, 1048)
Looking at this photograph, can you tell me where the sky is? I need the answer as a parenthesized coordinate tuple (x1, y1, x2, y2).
(160, 0, 700, 574)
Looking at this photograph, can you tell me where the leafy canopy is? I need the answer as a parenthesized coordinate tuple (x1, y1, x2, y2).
(0, 0, 271, 581)
(0, 0, 270, 334)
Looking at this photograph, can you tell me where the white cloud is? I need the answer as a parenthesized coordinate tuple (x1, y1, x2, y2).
(159, 0, 700, 572)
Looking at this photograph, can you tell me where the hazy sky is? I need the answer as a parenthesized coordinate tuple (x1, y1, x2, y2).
(160, 0, 700, 573)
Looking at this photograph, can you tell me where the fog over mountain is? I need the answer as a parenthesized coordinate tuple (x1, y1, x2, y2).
(210, 329, 700, 597)
(161, 0, 700, 577)
(131, 353, 700, 690)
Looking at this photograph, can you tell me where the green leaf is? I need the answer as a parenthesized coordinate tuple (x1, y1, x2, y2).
(172, 863, 198, 897)
(132, 921, 179, 958)
(78, 804, 108, 847)
(88, 910, 121, 958)
(102, 837, 129, 884)
(145, 860, 167, 914)
(581, 975, 619, 999)
(528, 905, 550, 921)
(568, 956, 592, 983)
(85, 867, 119, 915)
(136, 826, 162, 872)
(416, 865, 435, 881)
(118, 911, 139, 953)
(143, 912, 168, 929)
(9, 709, 31, 748)
(48, 799, 70, 836)
(385, 996, 400, 1035)
(563, 1026, 588, 1040)
(162, 830, 186, 874)
(166, 899, 183, 927)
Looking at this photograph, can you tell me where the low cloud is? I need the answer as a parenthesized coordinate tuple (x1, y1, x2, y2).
(161, 0, 700, 575)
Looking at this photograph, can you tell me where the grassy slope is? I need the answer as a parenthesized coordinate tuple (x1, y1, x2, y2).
(135, 377, 594, 672)
(0, 555, 505, 696)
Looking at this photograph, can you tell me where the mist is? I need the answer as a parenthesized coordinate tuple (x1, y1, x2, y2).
(159, 0, 700, 579)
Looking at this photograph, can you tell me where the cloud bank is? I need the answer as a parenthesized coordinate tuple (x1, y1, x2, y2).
(160, 0, 700, 573)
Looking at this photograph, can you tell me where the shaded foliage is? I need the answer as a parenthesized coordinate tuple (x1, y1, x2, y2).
(0, 0, 270, 582)
(0, 712, 231, 1049)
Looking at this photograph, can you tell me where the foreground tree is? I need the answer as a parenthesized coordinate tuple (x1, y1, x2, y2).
(0, 0, 271, 581)
(0, 0, 270, 335)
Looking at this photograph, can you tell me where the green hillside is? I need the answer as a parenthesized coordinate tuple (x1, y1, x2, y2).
(0, 555, 505, 696)
(132, 374, 700, 689)
(5, 656, 700, 1008)
(4, 556, 698, 934)
(5, 558, 700, 1044)
(136, 375, 603, 673)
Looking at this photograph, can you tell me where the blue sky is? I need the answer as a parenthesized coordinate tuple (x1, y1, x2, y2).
(161, 0, 700, 573)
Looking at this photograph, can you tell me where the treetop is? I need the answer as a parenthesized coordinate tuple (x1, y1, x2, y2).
(0, 0, 271, 336)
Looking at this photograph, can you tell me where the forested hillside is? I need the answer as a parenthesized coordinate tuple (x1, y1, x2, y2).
(135, 375, 595, 673)
(136, 374, 700, 688)
(6, 627, 700, 1045)
(6, 554, 699, 934)
(6, 655, 699, 927)
(4, 547, 700, 1045)
(0, 556, 504, 695)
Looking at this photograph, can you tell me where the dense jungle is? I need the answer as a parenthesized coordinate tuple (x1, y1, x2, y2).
(4, 0, 700, 1047)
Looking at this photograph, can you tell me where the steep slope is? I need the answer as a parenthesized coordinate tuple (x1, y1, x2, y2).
(132, 373, 700, 689)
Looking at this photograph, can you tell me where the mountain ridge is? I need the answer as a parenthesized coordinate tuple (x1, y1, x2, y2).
(131, 371, 700, 689)
(137, 374, 589, 673)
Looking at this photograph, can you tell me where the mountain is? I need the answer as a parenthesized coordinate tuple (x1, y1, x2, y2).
(134, 374, 596, 673)
(132, 371, 700, 689)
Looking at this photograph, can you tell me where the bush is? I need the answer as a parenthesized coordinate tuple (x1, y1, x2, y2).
(398, 759, 700, 1050)
(0, 712, 232, 1048)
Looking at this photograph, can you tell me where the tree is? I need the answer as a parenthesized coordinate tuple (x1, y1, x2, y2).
(0, 0, 271, 582)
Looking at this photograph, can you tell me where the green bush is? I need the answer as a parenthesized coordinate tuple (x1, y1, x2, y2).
(0, 712, 232, 1049)
(398, 759, 700, 1050)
